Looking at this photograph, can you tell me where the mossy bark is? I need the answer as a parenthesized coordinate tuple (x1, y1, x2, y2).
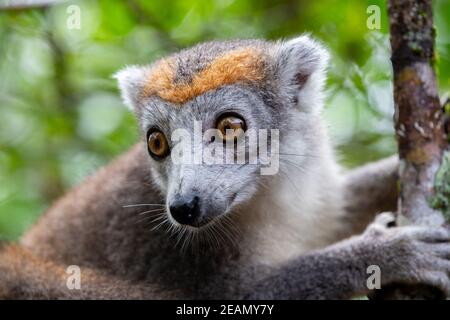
(378, 0, 448, 300)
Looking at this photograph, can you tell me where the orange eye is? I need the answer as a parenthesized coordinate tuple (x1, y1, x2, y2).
(147, 130, 169, 158)
(216, 115, 246, 143)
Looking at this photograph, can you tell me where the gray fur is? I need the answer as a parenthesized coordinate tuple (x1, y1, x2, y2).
(1, 35, 449, 299)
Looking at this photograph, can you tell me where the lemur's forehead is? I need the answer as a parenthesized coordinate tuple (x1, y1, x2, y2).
(142, 47, 268, 105)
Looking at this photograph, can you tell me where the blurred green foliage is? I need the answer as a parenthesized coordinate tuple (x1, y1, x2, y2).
(0, 0, 449, 239)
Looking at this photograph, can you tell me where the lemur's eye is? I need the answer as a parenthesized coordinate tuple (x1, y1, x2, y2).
(216, 114, 246, 143)
(147, 130, 169, 159)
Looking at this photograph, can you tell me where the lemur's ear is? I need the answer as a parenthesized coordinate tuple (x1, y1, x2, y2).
(113, 66, 149, 111)
(274, 35, 329, 111)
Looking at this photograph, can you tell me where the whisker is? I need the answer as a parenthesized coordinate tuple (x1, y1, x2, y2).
(137, 208, 166, 215)
(174, 227, 187, 248)
(209, 223, 221, 250)
(220, 215, 240, 248)
(149, 214, 167, 223)
(134, 210, 166, 224)
(217, 222, 233, 246)
(135, 214, 160, 224)
(157, 204, 243, 253)
(167, 222, 178, 237)
(277, 153, 318, 158)
(122, 203, 165, 208)
(151, 218, 169, 231)
(223, 215, 241, 238)
(279, 158, 307, 173)
(182, 230, 195, 253)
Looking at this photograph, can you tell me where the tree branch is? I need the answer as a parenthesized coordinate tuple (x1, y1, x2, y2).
(390, 0, 447, 226)
(380, 0, 449, 299)
(0, 0, 64, 10)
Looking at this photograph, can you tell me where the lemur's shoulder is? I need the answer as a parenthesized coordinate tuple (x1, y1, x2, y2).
(21, 144, 164, 270)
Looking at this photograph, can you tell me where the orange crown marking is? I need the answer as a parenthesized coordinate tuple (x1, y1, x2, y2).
(142, 48, 266, 104)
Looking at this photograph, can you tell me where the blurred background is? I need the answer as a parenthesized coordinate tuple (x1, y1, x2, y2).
(0, 0, 449, 239)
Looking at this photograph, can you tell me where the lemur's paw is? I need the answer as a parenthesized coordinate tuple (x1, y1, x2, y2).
(398, 227, 450, 296)
(366, 212, 396, 233)
(362, 214, 450, 296)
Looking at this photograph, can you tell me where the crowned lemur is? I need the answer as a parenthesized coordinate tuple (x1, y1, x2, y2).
(1, 35, 450, 299)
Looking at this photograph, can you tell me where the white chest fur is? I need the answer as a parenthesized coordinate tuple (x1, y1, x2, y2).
(235, 145, 346, 266)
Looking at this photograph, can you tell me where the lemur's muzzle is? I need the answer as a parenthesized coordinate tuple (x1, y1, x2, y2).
(169, 194, 205, 227)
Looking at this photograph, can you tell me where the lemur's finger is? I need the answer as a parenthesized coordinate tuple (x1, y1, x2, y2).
(373, 212, 396, 228)
(411, 227, 450, 243)
(425, 243, 450, 260)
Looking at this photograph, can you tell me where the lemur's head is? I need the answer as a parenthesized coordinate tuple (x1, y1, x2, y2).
(115, 35, 329, 229)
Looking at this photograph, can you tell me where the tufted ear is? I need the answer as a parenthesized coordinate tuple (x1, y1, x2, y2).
(274, 34, 330, 112)
(113, 65, 149, 111)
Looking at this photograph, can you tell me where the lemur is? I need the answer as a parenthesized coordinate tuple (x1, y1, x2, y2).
(1, 35, 450, 299)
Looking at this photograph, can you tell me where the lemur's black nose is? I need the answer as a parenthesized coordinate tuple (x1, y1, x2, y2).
(169, 195, 201, 226)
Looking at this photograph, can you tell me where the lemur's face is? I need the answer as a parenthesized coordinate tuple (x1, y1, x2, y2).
(140, 86, 275, 228)
(116, 36, 329, 229)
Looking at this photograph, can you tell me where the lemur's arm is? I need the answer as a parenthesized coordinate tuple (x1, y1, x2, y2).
(245, 213, 450, 299)
(342, 156, 398, 235)
(3, 213, 450, 299)
(0, 244, 178, 299)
